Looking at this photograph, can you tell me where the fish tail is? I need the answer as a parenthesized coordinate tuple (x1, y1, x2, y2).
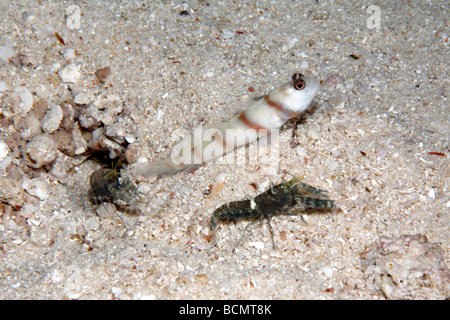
(131, 157, 199, 177)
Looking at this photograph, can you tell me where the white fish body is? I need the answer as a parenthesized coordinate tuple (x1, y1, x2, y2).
(131, 73, 320, 177)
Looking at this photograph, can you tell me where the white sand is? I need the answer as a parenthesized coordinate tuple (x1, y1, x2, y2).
(0, 1, 448, 299)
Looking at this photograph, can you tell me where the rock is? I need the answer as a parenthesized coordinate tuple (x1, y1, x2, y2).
(97, 135, 125, 159)
(41, 104, 64, 133)
(23, 113, 43, 140)
(211, 173, 227, 196)
(105, 123, 126, 144)
(76, 105, 101, 130)
(62, 48, 76, 60)
(0, 156, 13, 172)
(71, 122, 88, 155)
(18, 203, 38, 219)
(124, 142, 139, 164)
(50, 152, 72, 180)
(74, 92, 91, 105)
(90, 127, 104, 150)
(59, 64, 81, 83)
(77, 95, 123, 129)
(0, 140, 10, 161)
(123, 133, 136, 144)
(32, 98, 49, 120)
(52, 130, 76, 156)
(51, 121, 88, 157)
(14, 86, 33, 116)
(60, 103, 76, 130)
(364, 234, 450, 299)
(90, 126, 125, 158)
(96, 66, 110, 83)
(92, 94, 122, 126)
(0, 176, 24, 207)
(318, 265, 334, 279)
(25, 134, 57, 168)
(22, 178, 50, 200)
(221, 29, 234, 40)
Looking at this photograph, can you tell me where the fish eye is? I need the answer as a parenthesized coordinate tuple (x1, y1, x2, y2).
(292, 73, 304, 81)
(293, 79, 306, 90)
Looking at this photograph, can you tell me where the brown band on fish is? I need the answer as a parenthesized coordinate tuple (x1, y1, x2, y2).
(238, 112, 267, 131)
(264, 95, 300, 119)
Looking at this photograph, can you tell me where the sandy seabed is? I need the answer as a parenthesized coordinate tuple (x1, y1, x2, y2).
(0, 1, 448, 299)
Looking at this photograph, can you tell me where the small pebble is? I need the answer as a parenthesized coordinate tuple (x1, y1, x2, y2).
(59, 64, 81, 83)
(124, 142, 139, 163)
(24, 113, 43, 139)
(105, 123, 126, 144)
(76, 105, 101, 130)
(295, 146, 307, 158)
(0, 140, 10, 161)
(96, 66, 110, 83)
(19, 203, 38, 218)
(15, 87, 33, 116)
(22, 178, 50, 200)
(62, 48, 76, 60)
(319, 265, 334, 279)
(0, 156, 12, 172)
(249, 241, 265, 249)
(111, 287, 122, 297)
(25, 134, 57, 168)
(41, 105, 63, 133)
(33, 98, 49, 120)
(74, 92, 91, 105)
(0, 176, 24, 207)
(211, 173, 227, 196)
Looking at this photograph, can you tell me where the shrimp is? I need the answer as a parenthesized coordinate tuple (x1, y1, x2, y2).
(87, 163, 141, 228)
(210, 177, 335, 248)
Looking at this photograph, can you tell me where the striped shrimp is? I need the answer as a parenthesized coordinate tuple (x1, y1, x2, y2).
(131, 73, 320, 177)
(210, 177, 335, 248)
